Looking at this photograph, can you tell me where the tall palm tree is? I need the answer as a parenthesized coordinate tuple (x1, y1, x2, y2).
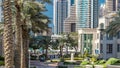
(104, 12, 120, 35)
(21, 2, 50, 68)
(57, 37, 66, 58)
(14, 0, 22, 68)
(3, 0, 14, 68)
(14, 0, 51, 68)
(41, 36, 51, 60)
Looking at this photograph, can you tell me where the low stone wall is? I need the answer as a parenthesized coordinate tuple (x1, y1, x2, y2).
(107, 65, 120, 68)
(94, 65, 103, 68)
(0, 66, 4, 68)
(57, 65, 103, 68)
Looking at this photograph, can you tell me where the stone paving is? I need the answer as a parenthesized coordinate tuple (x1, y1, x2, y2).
(31, 60, 57, 68)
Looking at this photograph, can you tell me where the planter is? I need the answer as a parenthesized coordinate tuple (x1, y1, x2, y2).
(94, 65, 103, 68)
(0, 66, 4, 68)
(86, 65, 92, 68)
(107, 65, 120, 68)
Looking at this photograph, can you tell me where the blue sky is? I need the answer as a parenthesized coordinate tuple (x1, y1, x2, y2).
(43, 2, 53, 28)
(44, 0, 105, 30)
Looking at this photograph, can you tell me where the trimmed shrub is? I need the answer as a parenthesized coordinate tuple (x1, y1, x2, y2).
(99, 60, 106, 64)
(64, 57, 83, 60)
(0, 56, 4, 61)
(112, 59, 120, 65)
(0, 61, 4, 66)
(104, 58, 119, 67)
(95, 60, 106, 64)
(63, 62, 79, 65)
(60, 58, 65, 62)
(63, 54, 70, 58)
(57, 66, 67, 68)
(81, 61, 90, 65)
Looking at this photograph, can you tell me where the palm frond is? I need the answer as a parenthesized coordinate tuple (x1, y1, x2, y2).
(104, 11, 120, 36)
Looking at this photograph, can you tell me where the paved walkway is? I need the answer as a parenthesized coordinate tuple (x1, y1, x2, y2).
(30, 60, 57, 68)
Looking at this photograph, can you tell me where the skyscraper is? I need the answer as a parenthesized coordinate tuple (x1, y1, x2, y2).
(54, 0, 68, 34)
(106, 0, 120, 12)
(64, 4, 76, 33)
(68, 0, 75, 17)
(0, 0, 3, 22)
(76, 0, 99, 30)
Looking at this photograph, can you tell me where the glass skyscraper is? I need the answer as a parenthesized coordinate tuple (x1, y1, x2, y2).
(0, 0, 3, 22)
(76, 0, 98, 30)
(68, 0, 75, 17)
(54, 0, 68, 34)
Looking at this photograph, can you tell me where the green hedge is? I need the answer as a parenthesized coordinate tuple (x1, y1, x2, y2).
(80, 61, 90, 65)
(64, 57, 83, 60)
(64, 62, 80, 65)
(0, 56, 4, 61)
(57, 66, 67, 68)
(0, 61, 4, 66)
(104, 58, 120, 67)
(95, 60, 106, 64)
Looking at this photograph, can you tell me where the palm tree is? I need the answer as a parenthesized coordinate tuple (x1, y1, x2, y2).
(22, 3, 50, 67)
(13, 0, 51, 68)
(41, 36, 51, 60)
(104, 12, 120, 35)
(14, 0, 22, 68)
(69, 32, 78, 52)
(3, 0, 14, 68)
(57, 37, 66, 58)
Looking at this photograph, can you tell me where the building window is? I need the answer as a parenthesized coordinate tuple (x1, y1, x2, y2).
(117, 44, 120, 52)
(71, 23, 76, 32)
(107, 44, 113, 54)
(100, 44, 103, 53)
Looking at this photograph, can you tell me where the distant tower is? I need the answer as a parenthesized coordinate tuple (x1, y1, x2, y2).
(76, 0, 99, 30)
(0, 0, 3, 22)
(106, 0, 120, 12)
(64, 4, 76, 33)
(99, 4, 106, 17)
(68, 0, 75, 17)
(54, 0, 68, 34)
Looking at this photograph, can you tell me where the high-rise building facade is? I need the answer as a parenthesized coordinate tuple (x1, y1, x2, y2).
(68, 0, 75, 17)
(64, 4, 76, 33)
(54, 0, 75, 34)
(76, 0, 99, 30)
(54, 0, 68, 34)
(106, 0, 120, 12)
(0, 0, 3, 22)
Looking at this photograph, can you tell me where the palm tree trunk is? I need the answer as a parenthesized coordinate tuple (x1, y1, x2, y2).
(3, 0, 14, 68)
(14, 0, 22, 68)
(21, 19, 29, 68)
(60, 45, 63, 58)
(45, 45, 48, 60)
